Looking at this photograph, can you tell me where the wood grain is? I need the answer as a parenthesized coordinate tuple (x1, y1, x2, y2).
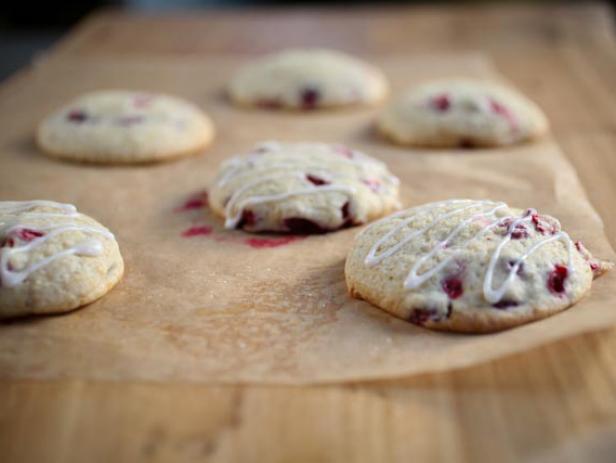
(2, 3, 616, 462)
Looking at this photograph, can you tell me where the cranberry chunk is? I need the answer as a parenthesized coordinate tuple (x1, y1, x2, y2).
(489, 98, 518, 131)
(0, 237, 15, 248)
(430, 94, 451, 112)
(283, 217, 326, 234)
(492, 300, 519, 310)
(306, 174, 329, 186)
(531, 213, 557, 235)
(547, 264, 568, 295)
(67, 110, 88, 123)
(341, 201, 351, 220)
(442, 277, 463, 299)
(340, 201, 357, 228)
(17, 228, 45, 242)
(300, 87, 320, 109)
(498, 218, 529, 239)
(238, 209, 256, 228)
(408, 308, 437, 325)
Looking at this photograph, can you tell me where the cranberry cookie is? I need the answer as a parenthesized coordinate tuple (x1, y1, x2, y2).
(378, 79, 548, 148)
(228, 49, 388, 110)
(209, 141, 400, 233)
(345, 199, 611, 333)
(0, 201, 124, 318)
(37, 90, 214, 164)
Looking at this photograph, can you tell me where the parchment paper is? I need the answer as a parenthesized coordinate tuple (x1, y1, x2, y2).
(0, 53, 614, 384)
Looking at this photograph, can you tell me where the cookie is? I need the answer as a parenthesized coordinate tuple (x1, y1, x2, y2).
(228, 48, 388, 110)
(378, 79, 548, 148)
(37, 90, 214, 164)
(209, 141, 400, 233)
(0, 200, 124, 318)
(345, 199, 611, 333)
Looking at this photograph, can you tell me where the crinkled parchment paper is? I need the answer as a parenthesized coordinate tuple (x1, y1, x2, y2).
(0, 53, 614, 384)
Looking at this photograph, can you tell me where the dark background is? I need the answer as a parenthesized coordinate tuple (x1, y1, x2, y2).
(1, 1, 615, 81)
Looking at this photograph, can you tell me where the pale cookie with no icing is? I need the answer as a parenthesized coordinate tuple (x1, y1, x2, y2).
(37, 90, 214, 164)
(209, 141, 401, 233)
(228, 49, 388, 110)
(345, 199, 611, 333)
(378, 79, 548, 148)
(0, 201, 124, 318)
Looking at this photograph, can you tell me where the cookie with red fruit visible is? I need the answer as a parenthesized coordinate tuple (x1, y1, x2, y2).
(345, 199, 611, 333)
(378, 79, 548, 148)
(0, 200, 124, 318)
(36, 90, 214, 164)
(228, 49, 388, 110)
(209, 141, 400, 233)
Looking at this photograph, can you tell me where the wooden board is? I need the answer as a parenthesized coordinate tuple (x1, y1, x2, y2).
(1, 3, 616, 462)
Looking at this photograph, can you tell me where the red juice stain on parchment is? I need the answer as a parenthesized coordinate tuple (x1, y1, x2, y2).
(244, 236, 304, 248)
(181, 225, 213, 237)
(175, 190, 209, 212)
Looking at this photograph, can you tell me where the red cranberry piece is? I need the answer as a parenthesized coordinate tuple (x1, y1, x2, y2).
(490, 98, 518, 130)
(283, 217, 326, 234)
(67, 110, 88, 123)
(574, 240, 602, 275)
(442, 277, 463, 299)
(531, 213, 557, 235)
(306, 174, 329, 186)
(508, 222, 529, 239)
(490, 99, 509, 116)
(340, 201, 357, 228)
(300, 87, 320, 109)
(408, 308, 437, 325)
(341, 201, 351, 220)
(238, 209, 256, 228)
(498, 218, 529, 239)
(0, 237, 15, 248)
(492, 300, 519, 309)
(547, 264, 568, 295)
(430, 94, 451, 112)
(590, 262, 600, 272)
(16, 228, 45, 242)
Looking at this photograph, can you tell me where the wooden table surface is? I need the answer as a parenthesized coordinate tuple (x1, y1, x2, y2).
(2, 3, 616, 462)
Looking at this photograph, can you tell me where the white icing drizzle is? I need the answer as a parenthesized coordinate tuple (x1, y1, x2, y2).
(218, 143, 397, 229)
(363, 199, 575, 304)
(0, 201, 114, 288)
